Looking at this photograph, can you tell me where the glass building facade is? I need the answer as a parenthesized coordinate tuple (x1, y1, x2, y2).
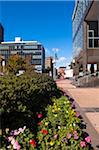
(72, 0, 92, 57)
(0, 37, 45, 73)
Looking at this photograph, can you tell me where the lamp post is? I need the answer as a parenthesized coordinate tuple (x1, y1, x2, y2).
(2, 59, 5, 73)
(52, 49, 58, 80)
(52, 59, 56, 80)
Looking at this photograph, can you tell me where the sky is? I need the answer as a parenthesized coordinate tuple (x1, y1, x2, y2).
(0, 1, 75, 68)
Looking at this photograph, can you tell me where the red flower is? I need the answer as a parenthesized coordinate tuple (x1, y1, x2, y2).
(30, 139, 36, 147)
(37, 113, 43, 118)
(41, 129, 48, 135)
(38, 122, 42, 126)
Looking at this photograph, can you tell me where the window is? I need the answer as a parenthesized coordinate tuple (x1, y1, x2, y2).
(31, 59, 41, 65)
(23, 45, 38, 49)
(88, 30, 94, 48)
(32, 55, 42, 59)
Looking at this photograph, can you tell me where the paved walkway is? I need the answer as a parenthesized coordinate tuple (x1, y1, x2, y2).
(56, 79, 99, 150)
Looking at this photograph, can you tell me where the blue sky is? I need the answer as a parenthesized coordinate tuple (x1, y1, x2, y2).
(0, 1, 75, 68)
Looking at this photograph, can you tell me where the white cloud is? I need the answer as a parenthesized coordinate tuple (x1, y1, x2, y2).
(55, 57, 72, 69)
(57, 57, 66, 63)
(55, 56, 67, 68)
(52, 48, 60, 52)
(45, 48, 50, 56)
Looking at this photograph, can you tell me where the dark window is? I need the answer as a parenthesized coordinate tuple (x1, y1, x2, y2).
(89, 39, 93, 48)
(87, 21, 98, 36)
(33, 52, 41, 55)
(31, 59, 41, 65)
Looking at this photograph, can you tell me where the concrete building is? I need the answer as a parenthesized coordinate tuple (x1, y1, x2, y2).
(0, 24, 4, 43)
(72, 0, 99, 76)
(45, 56, 53, 76)
(58, 67, 66, 79)
(0, 37, 45, 73)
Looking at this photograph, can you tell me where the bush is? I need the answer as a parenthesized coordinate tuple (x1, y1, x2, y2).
(0, 72, 61, 129)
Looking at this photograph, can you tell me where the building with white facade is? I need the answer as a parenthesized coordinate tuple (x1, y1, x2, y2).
(0, 37, 45, 73)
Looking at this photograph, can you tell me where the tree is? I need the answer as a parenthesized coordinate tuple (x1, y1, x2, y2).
(7, 54, 34, 74)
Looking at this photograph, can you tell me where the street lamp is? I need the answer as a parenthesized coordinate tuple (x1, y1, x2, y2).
(2, 59, 5, 73)
(52, 59, 56, 80)
(52, 49, 58, 80)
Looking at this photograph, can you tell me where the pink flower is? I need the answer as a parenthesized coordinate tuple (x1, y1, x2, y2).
(18, 128, 24, 133)
(74, 134, 79, 140)
(54, 134, 58, 139)
(85, 136, 91, 143)
(13, 141, 20, 150)
(37, 113, 43, 118)
(73, 130, 77, 134)
(73, 131, 79, 140)
(67, 133, 72, 139)
(13, 130, 19, 135)
(80, 141, 86, 148)
(76, 111, 80, 117)
(8, 136, 13, 142)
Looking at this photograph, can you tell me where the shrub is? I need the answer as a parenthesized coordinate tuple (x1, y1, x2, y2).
(0, 73, 61, 129)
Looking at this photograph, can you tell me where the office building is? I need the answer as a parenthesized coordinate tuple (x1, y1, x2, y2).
(72, 0, 99, 76)
(0, 37, 45, 73)
(0, 24, 4, 43)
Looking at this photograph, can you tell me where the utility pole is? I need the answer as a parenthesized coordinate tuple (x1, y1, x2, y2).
(52, 48, 58, 80)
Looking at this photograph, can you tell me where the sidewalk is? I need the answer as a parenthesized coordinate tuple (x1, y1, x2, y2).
(56, 79, 99, 150)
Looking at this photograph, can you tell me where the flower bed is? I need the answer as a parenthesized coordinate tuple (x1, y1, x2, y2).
(1, 96, 93, 150)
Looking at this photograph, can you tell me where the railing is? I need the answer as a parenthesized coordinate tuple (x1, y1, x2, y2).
(87, 30, 99, 49)
(77, 71, 99, 87)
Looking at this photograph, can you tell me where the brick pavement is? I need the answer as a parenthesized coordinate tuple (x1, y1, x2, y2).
(56, 79, 99, 150)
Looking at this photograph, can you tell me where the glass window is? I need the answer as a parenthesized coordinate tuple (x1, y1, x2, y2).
(32, 55, 42, 59)
(31, 59, 41, 65)
(89, 39, 93, 48)
(23, 45, 38, 49)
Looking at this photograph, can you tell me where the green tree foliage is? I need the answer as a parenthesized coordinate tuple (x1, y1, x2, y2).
(7, 54, 34, 74)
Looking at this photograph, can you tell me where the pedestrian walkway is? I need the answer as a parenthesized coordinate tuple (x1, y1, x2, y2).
(56, 79, 99, 150)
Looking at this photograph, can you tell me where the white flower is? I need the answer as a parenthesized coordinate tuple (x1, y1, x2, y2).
(23, 126, 26, 130)
(73, 123, 76, 126)
(58, 126, 61, 129)
(11, 138, 15, 145)
(7, 145, 11, 149)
